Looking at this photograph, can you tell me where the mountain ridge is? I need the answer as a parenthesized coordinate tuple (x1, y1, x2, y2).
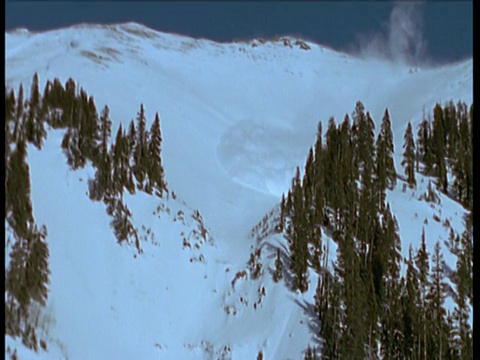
(5, 22, 472, 359)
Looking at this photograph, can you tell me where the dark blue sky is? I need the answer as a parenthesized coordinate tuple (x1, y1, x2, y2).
(5, 1, 473, 65)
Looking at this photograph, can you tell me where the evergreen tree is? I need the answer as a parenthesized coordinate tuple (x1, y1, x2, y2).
(316, 271, 340, 360)
(61, 126, 85, 170)
(351, 101, 366, 178)
(304, 345, 318, 360)
(248, 252, 262, 280)
(133, 104, 149, 189)
(125, 119, 137, 193)
(13, 83, 25, 142)
(50, 78, 64, 108)
(417, 117, 434, 175)
(6, 139, 34, 238)
(290, 167, 309, 292)
(303, 147, 315, 216)
(402, 122, 416, 188)
(312, 121, 324, 226)
(462, 225, 473, 306)
(6, 234, 30, 312)
(146, 112, 165, 195)
(5, 224, 50, 350)
(5, 88, 16, 165)
(444, 101, 458, 161)
(79, 95, 100, 162)
(332, 220, 368, 359)
(25, 225, 51, 307)
(376, 108, 397, 191)
(279, 194, 285, 231)
(452, 232, 472, 359)
(452, 102, 472, 208)
(273, 248, 283, 282)
(381, 205, 404, 359)
(324, 117, 340, 225)
(98, 105, 112, 194)
(25, 73, 41, 146)
(111, 124, 128, 195)
(127, 119, 136, 155)
(426, 241, 448, 359)
(47, 78, 66, 128)
(432, 104, 447, 192)
(415, 228, 430, 360)
(285, 190, 293, 220)
(109, 199, 134, 243)
(356, 111, 376, 267)
(339, 114, 356, 231)
(62, 78, 78, 128)
(6, 88, 16, 126)
(402, 245, 420, 359)
(25, 72, 47, 149)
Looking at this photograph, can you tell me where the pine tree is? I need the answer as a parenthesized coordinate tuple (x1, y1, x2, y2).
(312, 121, 324, 225)
(111, 124, 127, 195)
(290, 166, 309, 292)
(426, 241, 448, 359)
(339, 235, 368, 359)
(5, 89, 16, 165)
(357, 111, 376, 266)
(6, 87, 16, 125)
(25, 225, 51, 307)
(324, 117, 339, 221)
(339, 114, 356, 230)
(279, 194, 285, 231)
(402, 122, 416, 188)
(25, 73, 41, 146)
(62, 78, 78, 128)
(432, 104, 447, 192)
(444, 101, 458, 161)
(22, 72, 47, 150)
(146, 112, 165, 195)
(316, 271, 340, 360)
(452, 232, 472, 359)
(248, 252, 262, 280)
(61, 126, 85, 170)
(460, 224, 473, 306)
(98, 105, 112, 195)
(351, 101, 366, 177)
(273, 248, 283, 282)
(417, 117, 434, 175)
(303, 147, 315, 215)
(402, 246, 420, 359)
(6, 139, 34, 238)
(452, 102, 472, 208)
(49, 78, 66, 115)
(377, 108, 396, 190)
(110, 199, 134, 243)
(381, 205, 404, 359)
(13, 83, 25, 142)
(133, 104, 149, 189)
(5, 224, 50, 350)
(79, 95, 100, 162)
(304, 345, 318, 360)
(415, 228, 430, 360)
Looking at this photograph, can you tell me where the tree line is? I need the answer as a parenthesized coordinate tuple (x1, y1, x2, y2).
(270, 101, 472, 359)
(5, 73, 167, 351)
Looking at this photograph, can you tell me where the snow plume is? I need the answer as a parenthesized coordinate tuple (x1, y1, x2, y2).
(355, 2, 427, 65)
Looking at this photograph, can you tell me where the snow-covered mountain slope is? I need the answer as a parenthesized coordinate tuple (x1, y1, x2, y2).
(5, 23, 472, 359)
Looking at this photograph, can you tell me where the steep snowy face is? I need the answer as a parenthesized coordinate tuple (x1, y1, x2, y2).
(5, 23, 472, 360)
(5, 23, 472, 220)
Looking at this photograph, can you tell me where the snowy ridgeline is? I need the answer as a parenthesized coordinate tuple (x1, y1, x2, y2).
(5, 23, 472, 359)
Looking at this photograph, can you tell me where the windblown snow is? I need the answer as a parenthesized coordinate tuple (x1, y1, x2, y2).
(5, 22, 472, 359)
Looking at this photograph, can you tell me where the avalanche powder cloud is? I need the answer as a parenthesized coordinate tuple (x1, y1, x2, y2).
(354, 2, 427, 65)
